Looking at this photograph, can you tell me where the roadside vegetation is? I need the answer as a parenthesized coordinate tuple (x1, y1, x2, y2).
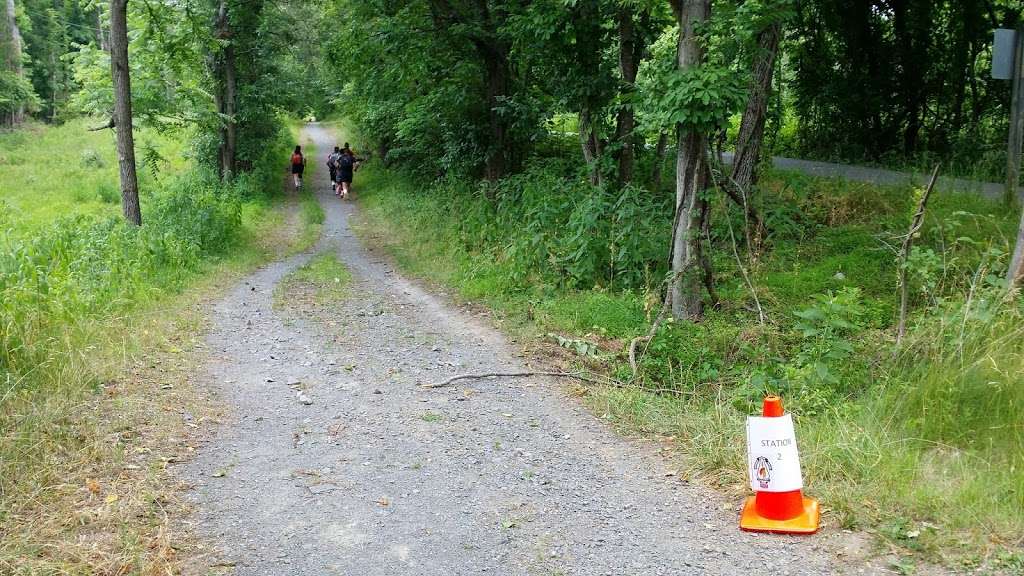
(0, 119, 186, 233)
(0, 116, 313, 572)
(353, 151, 1024, 568)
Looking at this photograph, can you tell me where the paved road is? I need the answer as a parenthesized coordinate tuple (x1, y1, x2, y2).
(722, 152, 1022, 201)
(182, 124, 875, 575)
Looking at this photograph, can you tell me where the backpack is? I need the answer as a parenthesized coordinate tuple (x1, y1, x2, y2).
(327, 152, 339, 169)
(338, 153, 354, 170)
(291, 153, 303, 166)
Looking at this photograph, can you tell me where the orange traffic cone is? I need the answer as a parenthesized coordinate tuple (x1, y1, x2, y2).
(739, 395, 820, 534)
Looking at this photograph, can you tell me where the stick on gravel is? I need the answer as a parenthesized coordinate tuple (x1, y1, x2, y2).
(422, 371, 612, 389)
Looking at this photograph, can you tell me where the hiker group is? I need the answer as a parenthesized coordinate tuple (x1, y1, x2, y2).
(327, 143, 358, 199)
(288, 142, 360, 197)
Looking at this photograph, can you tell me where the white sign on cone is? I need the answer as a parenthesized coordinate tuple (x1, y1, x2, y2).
(746, 414, 803, 493)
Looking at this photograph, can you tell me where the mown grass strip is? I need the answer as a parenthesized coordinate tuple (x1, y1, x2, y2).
(274, 251, 351, 310)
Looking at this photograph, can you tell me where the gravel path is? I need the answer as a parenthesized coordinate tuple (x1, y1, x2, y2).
(722, 151, 1022, 201)
(183, 124, 856, 575)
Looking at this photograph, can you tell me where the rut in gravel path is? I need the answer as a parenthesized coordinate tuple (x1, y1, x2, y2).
(183, 124, 854, 576)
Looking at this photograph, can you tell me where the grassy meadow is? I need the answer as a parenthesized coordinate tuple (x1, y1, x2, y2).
(0, 119, 188, 234)
(351, 152, 1024, 570)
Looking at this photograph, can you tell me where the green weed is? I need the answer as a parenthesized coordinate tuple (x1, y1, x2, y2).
(421, 411, 443, 423)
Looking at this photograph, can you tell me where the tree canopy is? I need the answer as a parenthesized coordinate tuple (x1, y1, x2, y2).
(3, 0, 1020, 177)
(1, 0, 1022, 292)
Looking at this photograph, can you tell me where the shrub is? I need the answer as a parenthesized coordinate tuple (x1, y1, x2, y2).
(95, 182, 120, 203)
(79, 148, 105, 169)
(378, 160, 672, 294)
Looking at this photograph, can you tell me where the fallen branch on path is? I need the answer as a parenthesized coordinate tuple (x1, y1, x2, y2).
(421, 370, 691, 396)
(423, 371, 605, 389)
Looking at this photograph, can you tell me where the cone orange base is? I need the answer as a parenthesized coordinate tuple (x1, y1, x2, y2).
(739, 495, 820, 534)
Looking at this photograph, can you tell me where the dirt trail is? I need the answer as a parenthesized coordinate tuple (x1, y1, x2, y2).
(184, 124, 853, 575)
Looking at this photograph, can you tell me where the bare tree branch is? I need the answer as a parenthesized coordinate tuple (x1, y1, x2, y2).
(896, 163, 941, 345)
(422, 371, 611, 389)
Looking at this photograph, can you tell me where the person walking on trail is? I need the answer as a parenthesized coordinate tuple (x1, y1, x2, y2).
(327, 146, 341, 192)
(335, 143, 358, 199)
(290, 145, 306, 190)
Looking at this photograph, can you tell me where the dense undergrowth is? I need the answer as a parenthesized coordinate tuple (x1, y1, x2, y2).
(0, 118, 301, 572)
(353, 147, 1023, 568)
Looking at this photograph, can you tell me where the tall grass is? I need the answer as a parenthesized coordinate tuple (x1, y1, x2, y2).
(1, 171, 242, 386)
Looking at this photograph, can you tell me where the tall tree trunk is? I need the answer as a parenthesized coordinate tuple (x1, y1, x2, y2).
(95, 3, 109, 51)
(731, 20, 781, 195)
(725, 18, 780, 238)
(214, 0, 237, 179)
(669, 0, 710, 321)
(481, 43, 510, 181)
(2, 0, 25, 127)
(614, 8, 637, 186)
(892, 0, 928, 156)
(109, 0, 141, 225)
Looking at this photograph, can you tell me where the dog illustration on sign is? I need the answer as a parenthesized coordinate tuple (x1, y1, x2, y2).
(753, 456, 772, 489)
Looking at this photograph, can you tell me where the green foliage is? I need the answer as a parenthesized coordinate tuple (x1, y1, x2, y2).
(359, 159, 669, 293)
(644, 66, 746, 134)
(323, 0, 519, 176)
(0, 111, 291, 394)
(548, 333, 601, 358)
(0, 169, 248, 386)
(15, 0, 92, 120)
(785, 0, 1017, 177)
(0, 70, 40, 117)
(535, 290, 645, 340)
(637, 317, 732, 389)
(793, 287, 864, 338)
